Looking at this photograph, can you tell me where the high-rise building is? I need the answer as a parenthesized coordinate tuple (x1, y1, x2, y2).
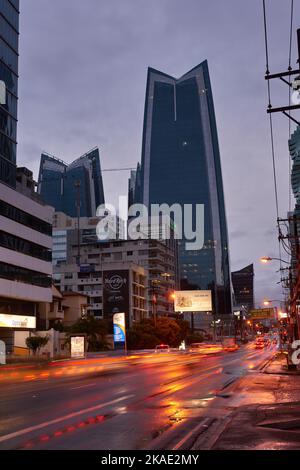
(131, 61, 232, 315)
(231, 264, 254, 312)
(38, 147, 105, 217)
(0, 0, 19, 187)
(0, 2, 54, 353)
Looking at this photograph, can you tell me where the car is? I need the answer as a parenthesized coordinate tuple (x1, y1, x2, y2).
(155, 344, 170, 353)
(189, 343, 223, 354)
(255, 338, 265, 349)
(223, 338, 239, 352)
(189, 343, 204, 353)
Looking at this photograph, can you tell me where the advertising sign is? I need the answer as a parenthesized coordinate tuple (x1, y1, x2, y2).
(113, 313, 126, 347)
(70, 336, 85, 359)
(250, 308, 275, 320)
(103, 270, 130, 323)
(0, 314, 36, 329)
(174, 290, 212, 312)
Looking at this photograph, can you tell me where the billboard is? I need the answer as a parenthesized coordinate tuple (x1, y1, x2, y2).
(250, 308, 275, 320)
(174, 290, 212, 312)
(113, 313, 126, 347)
(103, 270, 130, 324)
(0, 314, 36, 329)
(70, 335, 85, 359)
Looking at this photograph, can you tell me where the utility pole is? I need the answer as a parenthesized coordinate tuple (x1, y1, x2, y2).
(264, 25, 300, 342)
(265, 28, 300, 125)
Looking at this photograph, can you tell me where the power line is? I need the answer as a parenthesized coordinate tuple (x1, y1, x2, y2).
(288, 0, 294, 211)
(262, 0, 283, 276)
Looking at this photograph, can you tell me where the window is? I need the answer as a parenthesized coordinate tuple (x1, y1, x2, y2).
(0, 200, 52, 235)
(64, 273, 73, 280)
(0, 261, 51, 288)
(127, 251, 133, 256)
(0, 230, 51, 261)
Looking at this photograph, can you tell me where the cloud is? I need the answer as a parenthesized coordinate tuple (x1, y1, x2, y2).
(16, 0, 299, 303)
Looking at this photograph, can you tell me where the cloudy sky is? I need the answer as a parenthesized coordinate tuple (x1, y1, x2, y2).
(17, 0, 300, 306)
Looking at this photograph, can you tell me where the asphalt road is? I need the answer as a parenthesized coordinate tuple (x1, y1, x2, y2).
(0, 344, 275, 450)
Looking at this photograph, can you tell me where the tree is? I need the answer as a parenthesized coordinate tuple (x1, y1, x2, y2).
(175, 318, 190, 341)
(127, 317, 188, 349)
(26, 335, 49, 356)
(65, 316, 110, 352)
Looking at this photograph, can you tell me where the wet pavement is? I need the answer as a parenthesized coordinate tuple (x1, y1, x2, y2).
(0, 343, 274, 450)
(194, 353, 300, 450)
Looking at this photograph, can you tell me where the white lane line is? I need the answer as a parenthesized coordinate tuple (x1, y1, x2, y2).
(171, 417, 211, 450)
(70, 383, 96, 390)
(0, 394, 134, 443)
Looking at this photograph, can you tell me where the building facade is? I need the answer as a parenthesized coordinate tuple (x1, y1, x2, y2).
(0, 3, 54, 353)
(0, 170, 54, 352)
(131, 62, 232, 315)
(288, 126, 300, 338)
(0, 0, 19, 187)
(52, 213, 178, 321)
(231, 264, 254, 312)
(38, 147, 105, 217)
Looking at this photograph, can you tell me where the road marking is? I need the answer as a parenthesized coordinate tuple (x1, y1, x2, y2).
(70, 383, 96, 390)
(0, 394, 134, 443)
(171, 417, 211, 450)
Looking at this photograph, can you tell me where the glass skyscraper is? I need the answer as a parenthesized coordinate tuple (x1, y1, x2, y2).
(0, 0, 19, 187)
(130, 61, 232, 315)
(38, 147, 105, 217)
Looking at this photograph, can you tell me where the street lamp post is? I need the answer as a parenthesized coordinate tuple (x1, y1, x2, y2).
(260, 256, 289, 264)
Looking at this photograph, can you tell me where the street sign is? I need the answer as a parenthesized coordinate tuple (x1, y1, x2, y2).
(113, 312, 126, 350)
(174, 290, 212, 312)
(70, 335, 86, 359)
(0, 314, 36, 329)
(249, 308, 275, 320)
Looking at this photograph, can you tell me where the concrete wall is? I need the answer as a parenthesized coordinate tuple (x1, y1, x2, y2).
(14, 329, 67, 358)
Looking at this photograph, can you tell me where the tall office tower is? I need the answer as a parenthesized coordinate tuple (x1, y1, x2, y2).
(232, 264, 254, 312)
(0, 1, 54, 353)
(128, 163, 142, 209)
(134, 61, 232, 315)
(0, 0, 19, 187)
(38, 147, 105, 217)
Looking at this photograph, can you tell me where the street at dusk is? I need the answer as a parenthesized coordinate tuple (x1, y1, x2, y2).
(0, 344, 277, 450)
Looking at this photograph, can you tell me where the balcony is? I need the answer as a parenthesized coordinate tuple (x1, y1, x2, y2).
(48, 310, 64, 320)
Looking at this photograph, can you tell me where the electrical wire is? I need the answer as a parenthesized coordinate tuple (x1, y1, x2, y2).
(263, 0, 284, 282)
(288, 0, 294, 211)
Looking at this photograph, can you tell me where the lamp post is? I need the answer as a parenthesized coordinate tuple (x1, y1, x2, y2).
(260, 256, 290, 264)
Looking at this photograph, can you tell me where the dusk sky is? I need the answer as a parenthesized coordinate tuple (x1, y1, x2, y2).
(17, 0, 300, 307)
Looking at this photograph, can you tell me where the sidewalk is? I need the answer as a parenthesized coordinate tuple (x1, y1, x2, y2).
(195, 354, 300, 450)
